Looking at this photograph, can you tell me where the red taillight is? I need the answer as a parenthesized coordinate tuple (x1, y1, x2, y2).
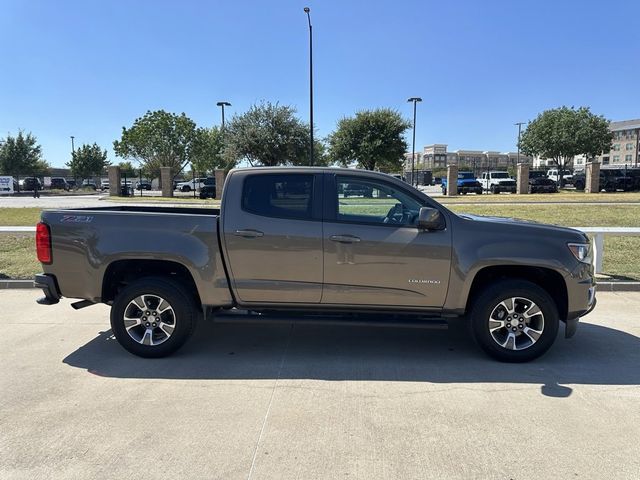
(36, 222, 52, 264)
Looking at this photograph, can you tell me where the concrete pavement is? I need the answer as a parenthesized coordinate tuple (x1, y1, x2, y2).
(0, 290, 639, 480)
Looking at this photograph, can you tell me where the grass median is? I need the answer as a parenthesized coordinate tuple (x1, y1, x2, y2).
(0, 203, 638, 280)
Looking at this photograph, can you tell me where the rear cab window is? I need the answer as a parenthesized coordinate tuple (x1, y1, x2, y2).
(241, 173, 317, 220)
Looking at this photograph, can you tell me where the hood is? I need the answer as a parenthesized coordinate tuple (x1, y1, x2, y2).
(457, 213, 587, 241)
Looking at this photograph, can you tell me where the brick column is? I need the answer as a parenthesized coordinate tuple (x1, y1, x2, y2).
(108, 166, 121, 197)
(446, 165, 458, 196)
(585, 161, 600, 194)
(516, 163, 529, 194)
(214, 169, 226, 200)
(160, 167, 173, 197)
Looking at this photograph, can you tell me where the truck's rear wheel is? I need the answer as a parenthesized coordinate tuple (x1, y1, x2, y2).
(110, 277, 198, 358)
(469, 280, 559, 362)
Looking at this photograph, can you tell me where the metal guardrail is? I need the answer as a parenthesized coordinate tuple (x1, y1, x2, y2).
(2, 226, 639, 275)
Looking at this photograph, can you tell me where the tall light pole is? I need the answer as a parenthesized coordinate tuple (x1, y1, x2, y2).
(515, 122, 525, 168)
(304, 7, 314, 166)
(407, 97, 422, 186)
(70, 135, 75, 153)
(216, 101, 231, 129)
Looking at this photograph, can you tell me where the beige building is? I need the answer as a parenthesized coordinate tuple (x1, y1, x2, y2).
(405, 144, 531, 173)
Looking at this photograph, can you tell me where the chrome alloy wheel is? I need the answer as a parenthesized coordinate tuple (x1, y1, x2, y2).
(123, 294, 176, 346)
(488, 297, 545, 351)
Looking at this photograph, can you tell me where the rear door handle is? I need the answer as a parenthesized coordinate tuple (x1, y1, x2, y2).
(235, 229, 264, 238)
(330, 234, 361, 244)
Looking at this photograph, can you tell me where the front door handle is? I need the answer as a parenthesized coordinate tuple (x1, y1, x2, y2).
(235, 229, 264, 238)
(330, 234, 361, 244)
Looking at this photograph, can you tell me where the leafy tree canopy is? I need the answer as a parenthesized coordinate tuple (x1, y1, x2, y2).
(328, 108, 411, 172)
(224, 101, 325, 167)
(191, 127, 225, 174)
(520, 106, 613, 180)
(117, 161, 137, 177)
(0, 131, 50, 175)
(113, 110, 200, 179)
(67, 143, 109, 179)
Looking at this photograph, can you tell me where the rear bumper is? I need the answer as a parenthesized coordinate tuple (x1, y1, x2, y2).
(34, 274, 61, 305)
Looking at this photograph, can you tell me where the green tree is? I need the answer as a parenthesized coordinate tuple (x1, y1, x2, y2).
(0, 131, 49, 176)
(224, 101, 323, 167)
(520, 106, 613, 186)
(327, 109, 411, 171)
(117, 161, 137, 177)
(67, 143, 109, 180)
(191, 127, 225, 174)
(113, 110, 200, 183)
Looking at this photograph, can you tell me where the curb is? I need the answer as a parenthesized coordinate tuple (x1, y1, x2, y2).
(1, 279, 639, 292)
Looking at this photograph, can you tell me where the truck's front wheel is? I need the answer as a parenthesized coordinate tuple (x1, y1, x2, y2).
(110, 277, 198, 358)
(469, 280, 559, 362)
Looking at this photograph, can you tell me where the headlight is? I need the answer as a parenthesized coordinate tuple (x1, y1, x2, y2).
(568, 243, 590, 263)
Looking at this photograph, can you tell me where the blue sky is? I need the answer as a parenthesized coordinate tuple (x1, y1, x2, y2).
(1, 0, 639, 167)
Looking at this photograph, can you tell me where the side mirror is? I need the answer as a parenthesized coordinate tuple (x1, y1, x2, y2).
(417, 207, 444, 230)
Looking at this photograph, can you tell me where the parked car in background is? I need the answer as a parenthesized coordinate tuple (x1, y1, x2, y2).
(528, 171, 558, 194)
(441, 171, 483, 195)
(135, 181, 152, 190)
(19, 177, 42, 191)
(477, 171, 516, 193)
(342, 182, 373, 197)
(547, 169, 573, 187)
(66, 180, 77, 189)
(572, 168, 639, 192)
(50, 177, 70, 191)
(81, 180, 97, 190)
(199, 184, 216, 199)
(175, 177, 212, 192)
(100, 180, 110, 191)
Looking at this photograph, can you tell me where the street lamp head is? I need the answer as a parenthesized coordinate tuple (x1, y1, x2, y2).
(304, 7, 310, 13)
(407, 97, 422, 103)
(216, 101, 231, 107)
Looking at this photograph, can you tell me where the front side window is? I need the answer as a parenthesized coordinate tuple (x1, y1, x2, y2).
(336, 176, 422, 226)
(242, 174, 313, 220)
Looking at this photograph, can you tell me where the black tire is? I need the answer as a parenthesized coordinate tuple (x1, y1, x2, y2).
(110, 277, 198, 358)
(574, 180, 585, 191)
(469, 279, 559, 362)
(442, 187, 447, 195)
(490, 185, 499, 194)
(182, 185, 191, 192)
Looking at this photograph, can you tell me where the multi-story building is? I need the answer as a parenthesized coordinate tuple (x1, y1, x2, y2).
(600, 119, 640, 167)
(404, 144, 532, 173)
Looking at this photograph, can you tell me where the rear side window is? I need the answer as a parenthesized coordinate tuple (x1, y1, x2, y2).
(242, 174, 314, 220)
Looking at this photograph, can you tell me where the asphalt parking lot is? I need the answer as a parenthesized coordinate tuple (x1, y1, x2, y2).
(1, 290, 639, 480)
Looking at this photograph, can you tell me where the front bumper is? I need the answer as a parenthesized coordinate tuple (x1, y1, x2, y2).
(34, 274, 61, 305)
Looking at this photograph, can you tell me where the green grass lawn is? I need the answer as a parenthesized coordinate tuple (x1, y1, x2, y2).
(437, 190, 640, 203)
(0, 234, 39, 279)
(1, 202, 638, 280)
(0, 208, 42, 226)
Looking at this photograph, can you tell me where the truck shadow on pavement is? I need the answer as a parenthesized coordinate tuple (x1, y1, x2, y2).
(63, 320, 640, 398)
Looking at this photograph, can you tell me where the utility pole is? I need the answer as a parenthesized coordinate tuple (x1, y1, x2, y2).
(407, 97, 422, 186)
(304, 7, 314, 166)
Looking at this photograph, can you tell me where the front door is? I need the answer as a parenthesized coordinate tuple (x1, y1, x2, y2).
(222, 172, 323, 304)
(322, 174, 452, 308)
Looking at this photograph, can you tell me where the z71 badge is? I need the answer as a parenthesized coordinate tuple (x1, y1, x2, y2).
(60, 215, 94, 223)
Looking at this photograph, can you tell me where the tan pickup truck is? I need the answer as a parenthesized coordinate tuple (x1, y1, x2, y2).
(35, 167, 596, 362)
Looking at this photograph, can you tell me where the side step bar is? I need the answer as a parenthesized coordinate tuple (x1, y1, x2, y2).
(212, 310, 448, 330)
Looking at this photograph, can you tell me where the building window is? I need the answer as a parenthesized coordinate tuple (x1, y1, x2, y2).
(613, 155, 620, 162)
(625, 154, 632, 162)
(627, 143, 634, 150)
(603, 157, 610, 165)
(613, 144, 620, 151)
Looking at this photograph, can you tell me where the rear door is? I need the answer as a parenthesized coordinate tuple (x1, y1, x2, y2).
(221, 171, 324, 304)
